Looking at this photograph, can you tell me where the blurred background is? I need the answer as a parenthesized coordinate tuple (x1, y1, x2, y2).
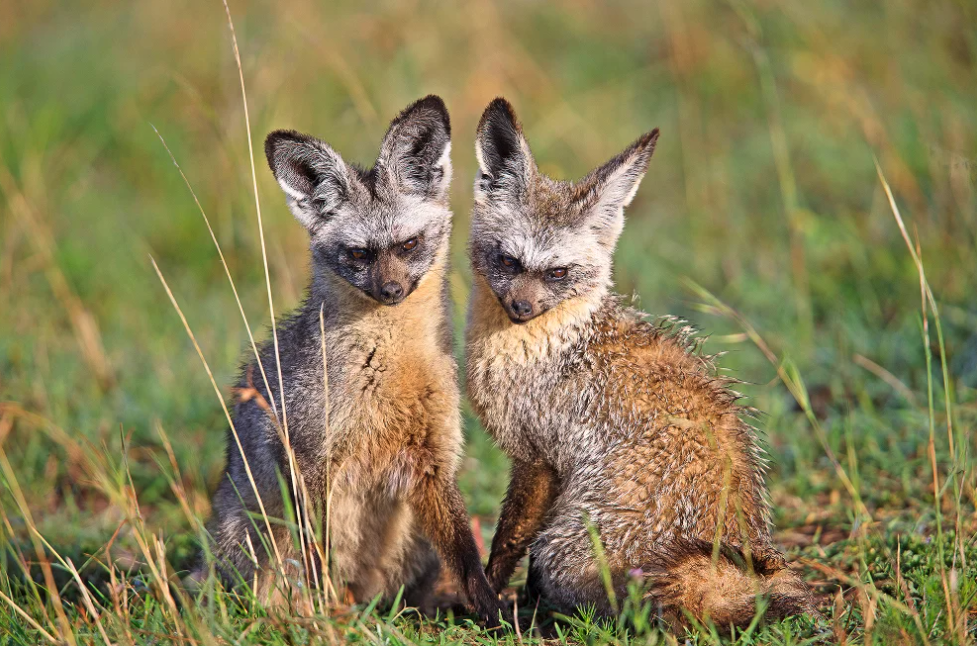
(1, 0, 975, 631)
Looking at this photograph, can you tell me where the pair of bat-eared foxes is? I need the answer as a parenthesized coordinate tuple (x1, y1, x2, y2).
(197, 95, 815, 631)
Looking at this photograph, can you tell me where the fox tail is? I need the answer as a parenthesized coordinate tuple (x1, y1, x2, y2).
(643, 539, 815, 628)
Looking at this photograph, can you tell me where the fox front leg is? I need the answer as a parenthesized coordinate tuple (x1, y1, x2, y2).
(485, 459, 559, 593)
(410, 473, 512, 628)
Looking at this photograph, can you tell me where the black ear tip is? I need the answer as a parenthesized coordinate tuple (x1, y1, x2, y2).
(415, 94, 448, 114)
(480, 97, 520, 134)
(398, 95, 451, 135)
(639, 128, 660, 148)
(629, 128, 660, 164)
(264, 129, 306, 166)
(486, 97, 516, 117)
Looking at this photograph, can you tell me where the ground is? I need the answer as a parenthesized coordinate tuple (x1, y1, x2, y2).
(0, 0, 975, 643)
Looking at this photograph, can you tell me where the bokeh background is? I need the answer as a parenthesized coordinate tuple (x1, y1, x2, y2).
(1, 0, 975, 641)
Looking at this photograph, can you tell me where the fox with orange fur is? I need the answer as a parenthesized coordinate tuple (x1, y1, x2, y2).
(202, 96, 507, 626)
(465, 98, 814, 627)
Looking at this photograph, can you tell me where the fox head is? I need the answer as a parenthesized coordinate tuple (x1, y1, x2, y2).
(265, 95, 452, 306)
(469, 98, 658, 324)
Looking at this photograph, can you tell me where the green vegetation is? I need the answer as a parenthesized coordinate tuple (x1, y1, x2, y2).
(1, 0, 975, 643)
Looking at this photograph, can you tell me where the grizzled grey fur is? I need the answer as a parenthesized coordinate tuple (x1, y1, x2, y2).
(466, 98, 814, 628)
(202, 96, 507, 625)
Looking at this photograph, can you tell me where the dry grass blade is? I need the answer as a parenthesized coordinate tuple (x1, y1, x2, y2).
(684, 278, 871, 521)
(0, 590, 59, 644)
(150, 125, 279, 423)
(15, 507, 129, 645)
(831, 588, 848, 645)
(874, 159, 963, 644)
(319, 302, 334, 605)
(156, 423, 200, 531)
(0, 446, 78, 645)
(852, 353, 917, 405)
(149, 255, 284, 570)
(63, 557, 113, 646)
(874, 159, 955, 455)
(220, 0, 310, 593)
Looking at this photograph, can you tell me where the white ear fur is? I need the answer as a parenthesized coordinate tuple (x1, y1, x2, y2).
(474, 136, 490, 177)
(278, 179, 307, 202)
(473, 140, 493, 204)
(474, 98, 531, 203)
(582, 129, 659, 246)
(375, 95, 452, 199)
(265, 130, 351, 231)
(431, 140, 452, 199)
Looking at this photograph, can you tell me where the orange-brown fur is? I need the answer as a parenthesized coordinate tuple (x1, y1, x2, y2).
(202, 97, 507, 625)
(466, 98, 814, 628)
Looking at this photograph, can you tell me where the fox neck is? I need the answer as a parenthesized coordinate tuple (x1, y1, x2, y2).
(466, 274, 604, 364)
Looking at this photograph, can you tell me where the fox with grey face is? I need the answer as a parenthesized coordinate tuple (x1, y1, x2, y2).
(201, 96, 507, 625)
(466, 98, 814, 628)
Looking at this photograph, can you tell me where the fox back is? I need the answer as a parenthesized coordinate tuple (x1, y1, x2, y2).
(466, 99, 814, 628)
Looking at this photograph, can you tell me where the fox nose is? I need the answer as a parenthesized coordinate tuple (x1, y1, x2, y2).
(511, 300, 533, 318)
(379, 281, 405, 304)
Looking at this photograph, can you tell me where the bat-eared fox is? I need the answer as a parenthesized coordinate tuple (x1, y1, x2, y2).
(201, 96, 508, 626)
(465, 98, 814, 628)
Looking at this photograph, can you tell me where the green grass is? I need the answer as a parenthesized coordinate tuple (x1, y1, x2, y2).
(1, 0, 975, 643)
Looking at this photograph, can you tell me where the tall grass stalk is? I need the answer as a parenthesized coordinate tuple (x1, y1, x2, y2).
(150, 125, 279, 422)
(150, 257, 285, 570)
(876, 160, 965, 643)
(219, 2, 325, 610)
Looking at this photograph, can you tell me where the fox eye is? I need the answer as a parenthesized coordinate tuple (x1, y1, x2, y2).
(402, 238, 418, 252)
(548, 267, 568, 281)
(348, 248, 370, 261)
(500, 254, 518, 269)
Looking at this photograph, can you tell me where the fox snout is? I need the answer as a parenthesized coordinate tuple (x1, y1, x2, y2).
(370, 271, 412, 306)
(376, 280, 405, 305)
(351, 249, 417, 305)
(503, 298, 538, 323)
(501, 280, 548, 323)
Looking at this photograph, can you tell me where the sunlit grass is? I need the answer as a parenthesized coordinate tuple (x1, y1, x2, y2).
(1, 0, 975, 643)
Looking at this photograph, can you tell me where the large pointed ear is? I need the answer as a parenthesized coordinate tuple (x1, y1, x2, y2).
(265, 130, 353, 231)
(577, 128, 659, 246)
(474, 98, 532, 203)
(375, 95, 452, 200)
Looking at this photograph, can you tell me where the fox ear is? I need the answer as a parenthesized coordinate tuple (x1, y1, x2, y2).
(265, 130, 352, 231)
(474, 98, 532, 203)
(376, 95, 452, 201)
(578, 128, 659, 246)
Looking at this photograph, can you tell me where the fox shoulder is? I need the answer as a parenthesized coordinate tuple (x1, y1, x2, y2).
(590, 307, 748, 413)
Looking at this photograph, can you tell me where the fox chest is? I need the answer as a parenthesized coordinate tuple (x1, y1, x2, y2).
(467, 347, 570, 460)
(325, 338, 461, 492)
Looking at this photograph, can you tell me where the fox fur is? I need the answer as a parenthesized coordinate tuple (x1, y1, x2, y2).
(465, 98, 814, 628)
(202, 96, 506, 625)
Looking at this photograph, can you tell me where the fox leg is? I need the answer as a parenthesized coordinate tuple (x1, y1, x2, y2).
(485, 459, 559, 593)
(409, 474, 512, 627)
(206, 490, 298, 601)
(399, 536, 441, 615)
(527, 554, 625, 616)
(525, 516, 627, 617)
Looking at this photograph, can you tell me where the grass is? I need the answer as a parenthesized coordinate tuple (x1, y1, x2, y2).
(1, 0, 975, 643)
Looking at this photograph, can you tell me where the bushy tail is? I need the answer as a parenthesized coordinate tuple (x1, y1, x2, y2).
(643, 539, 814, 628)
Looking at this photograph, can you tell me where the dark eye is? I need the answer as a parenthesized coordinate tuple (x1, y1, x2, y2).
(348, 248, 370, 261)
(500, 254, 517, 268)
(402, 238, 418, 252)
(548, 267, 567, 281)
